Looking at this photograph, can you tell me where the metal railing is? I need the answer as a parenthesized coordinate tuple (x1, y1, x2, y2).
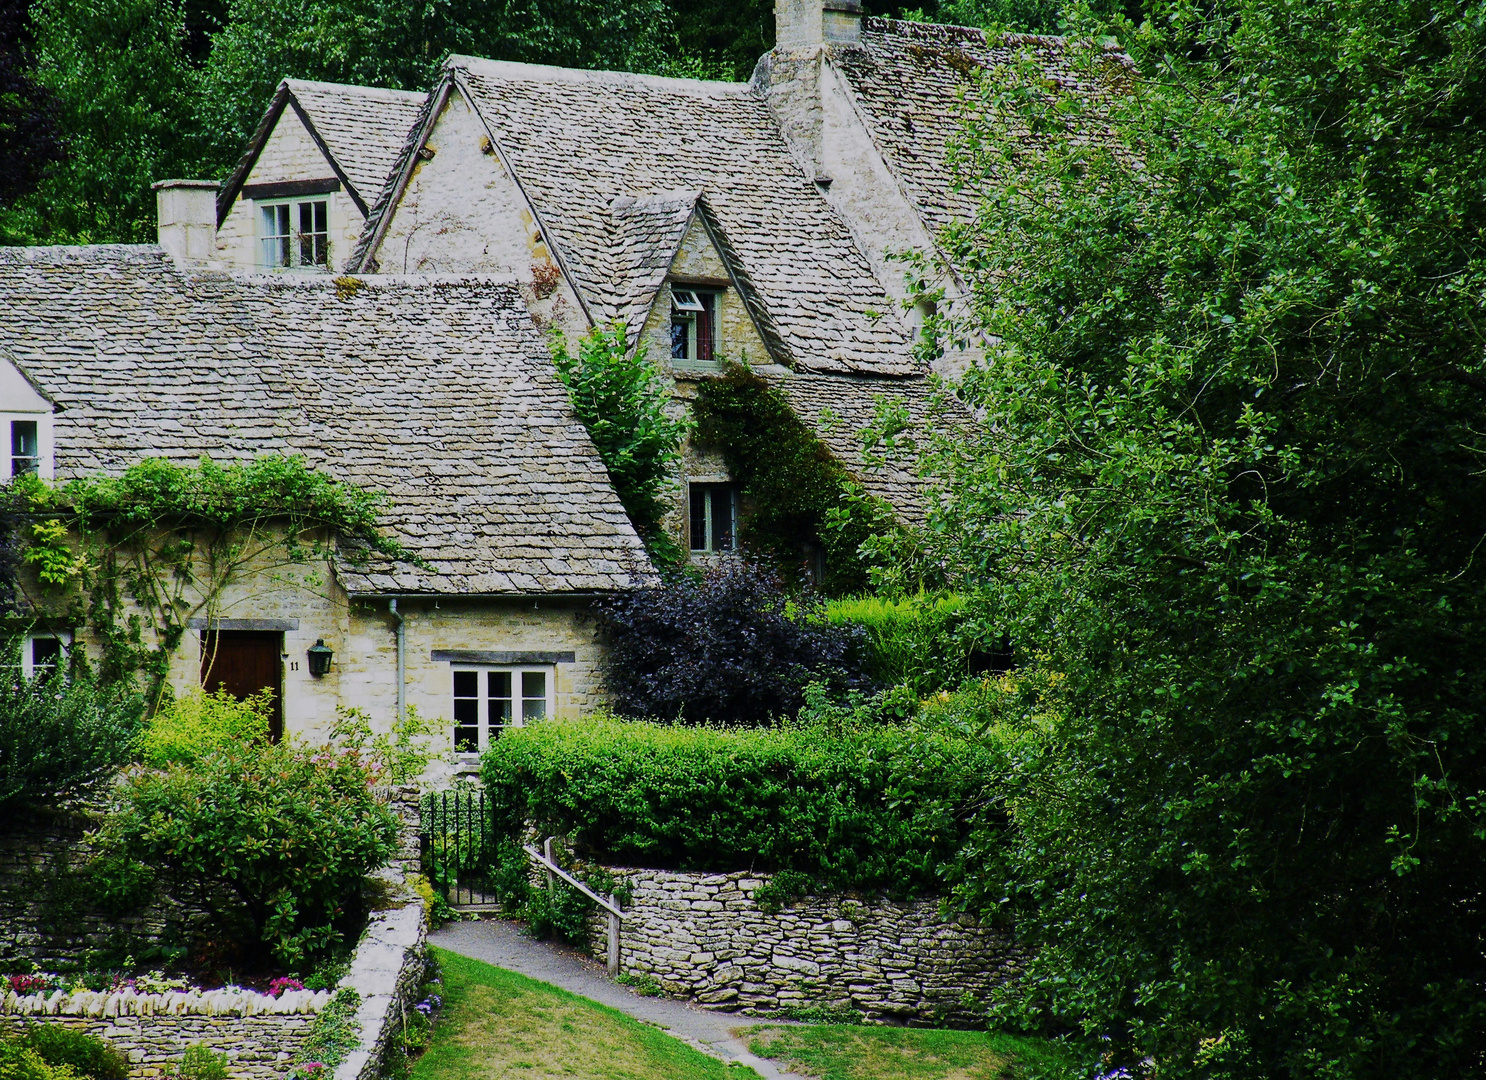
(420, 786, 502, 909)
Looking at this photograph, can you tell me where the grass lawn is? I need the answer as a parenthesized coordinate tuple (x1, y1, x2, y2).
(746, 1024, 1071, 1080)
(414, 947, 760, 1080)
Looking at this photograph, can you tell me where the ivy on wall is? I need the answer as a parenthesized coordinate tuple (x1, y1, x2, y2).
(691, 363, 893, 596)
(2, 456, 410, 707)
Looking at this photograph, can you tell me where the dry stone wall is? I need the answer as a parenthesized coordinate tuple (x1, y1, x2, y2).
(584, 867, 1025, 1027)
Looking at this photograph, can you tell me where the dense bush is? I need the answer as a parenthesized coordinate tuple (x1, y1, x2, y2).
(481, 713, 1002, 894)
(0, 646, 143, 808)
(595, 560, 871, 724)
(20, 1025, 127, 1080)
(136, 687, 270, 767)
(0, 1037, 68, 1080)
(96, 741, 400, 967)
(824, 593, 992, 697)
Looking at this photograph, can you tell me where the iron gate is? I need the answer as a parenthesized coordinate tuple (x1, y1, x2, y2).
(420, 786, 503, 908)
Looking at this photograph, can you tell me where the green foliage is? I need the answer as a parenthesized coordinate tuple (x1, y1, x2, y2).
(20, 1026, 127, 1080)
(612, 972, 666, 998)
(752, 868, 811, 915)
(693, 363, 895, 595)
(292, 987, 362, 1072)
(5, 455, 407, 702)
(301, 953, 351, 992)
(922, 1, 1486, 1075)
(521, 878, 593, 945)
(550, 323, 688, 567)
(169, 1046, 227, 1080)
(0, 1037, 76, 1080)
(136, 687, 271, 768)
(328, 703, 444, 785)
(0, 649, 144, 808)
(823, 593, 988, 697)
(96, 740, 400, 967)
(481, 714, 1002, 895)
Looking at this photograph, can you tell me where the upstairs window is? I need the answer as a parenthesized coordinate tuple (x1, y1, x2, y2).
(10, 420, 38, 476)
(689, 482, 738, 553)
(452, 666, 552, 754)
(260, 199, 329, 269)
(671, 288, 718, 362)
(6, 632, 71, 681)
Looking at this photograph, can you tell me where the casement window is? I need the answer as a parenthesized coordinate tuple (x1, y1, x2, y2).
(452, 665, 552, 754)
(689, 482, 738, 553)
(10, 420, 39, 477)
(6, 631, 71, 681)
(260, 199, 329, 269)
(671, 288, 718, 362)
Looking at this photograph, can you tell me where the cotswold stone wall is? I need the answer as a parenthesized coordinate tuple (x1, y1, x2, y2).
(584, 868, 1025, 1027)
(0, 988, 326, 1080)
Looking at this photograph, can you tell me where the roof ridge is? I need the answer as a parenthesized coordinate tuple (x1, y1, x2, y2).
(447, 54, 747, 93)
(282, 78, 425, 100)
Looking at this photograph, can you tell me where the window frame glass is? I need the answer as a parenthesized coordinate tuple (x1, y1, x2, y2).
(451, 663, 554, 756)
(671, 287, 719, 362)
(258, 197, 330, 270)
(6, 631, 72, 681)
(689, 482, 738, 553)
(10, 419, 40, 477)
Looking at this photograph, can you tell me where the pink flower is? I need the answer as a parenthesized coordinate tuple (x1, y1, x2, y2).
(268, 976, 306, 998)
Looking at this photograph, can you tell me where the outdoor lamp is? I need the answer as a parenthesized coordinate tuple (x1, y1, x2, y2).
(306, 639, 334, 677)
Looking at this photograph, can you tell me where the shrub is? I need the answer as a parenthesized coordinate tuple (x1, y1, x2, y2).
(0, 1037, 73, 1080)
(171, 1046, 227, 1080)
(481, 715, 1002, 894)
(595, 560, 871, 725)
(20, 1026, 127, 1080)
(823, 593, 993, 697)
(95, 741, 400, 967)
(136, 688, 270, 767)
(0, 650, 144, 808)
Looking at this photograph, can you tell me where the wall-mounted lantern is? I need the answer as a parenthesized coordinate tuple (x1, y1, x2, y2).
(306, 639, 334, 678)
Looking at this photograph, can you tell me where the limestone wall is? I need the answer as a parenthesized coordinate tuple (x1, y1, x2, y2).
(585, 867, 1025, 1026)
(0, 989, 326, 1080)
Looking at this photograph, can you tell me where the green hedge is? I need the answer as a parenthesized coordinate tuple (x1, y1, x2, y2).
(481, 716, 1002, 895)
(823, 593, 987, 696)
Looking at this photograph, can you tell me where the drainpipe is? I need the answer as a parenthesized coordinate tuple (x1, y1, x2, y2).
(389, 598, 405, 724)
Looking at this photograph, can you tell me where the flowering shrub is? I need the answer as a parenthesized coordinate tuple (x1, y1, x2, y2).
(7, 974, 49, 995)
(290, 1063, 328, 1080)
(136, 688, 271, 767)
(95, 741, 400, 967)
(268, 977, 305, 998)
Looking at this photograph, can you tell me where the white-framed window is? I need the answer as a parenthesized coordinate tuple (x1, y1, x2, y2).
(671, 287, 719, 362)
(5, 631, 72, 681)
(689, 482, 738, 552)
(451, 665, 552, 754)
(10, 419, 39, 477)
(259, 199, 329, 269)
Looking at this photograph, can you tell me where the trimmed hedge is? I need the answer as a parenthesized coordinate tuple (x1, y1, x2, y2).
(481, 716, 1002, 894)
(823, 593, 993, 697)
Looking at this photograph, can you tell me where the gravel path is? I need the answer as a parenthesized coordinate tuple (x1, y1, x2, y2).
(430, 918, 793, 1078)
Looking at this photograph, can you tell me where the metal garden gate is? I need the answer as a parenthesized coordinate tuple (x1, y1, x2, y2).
(420, 786, 503, 908)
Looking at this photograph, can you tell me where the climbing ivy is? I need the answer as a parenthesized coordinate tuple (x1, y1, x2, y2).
(691, 363, 892, 596)
(2, 456, 411, 708)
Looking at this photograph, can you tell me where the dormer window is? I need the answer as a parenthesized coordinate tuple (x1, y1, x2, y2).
(671, 288, 717, 362)
(260, 199, 329, 269)
(10, 420, 39, 476)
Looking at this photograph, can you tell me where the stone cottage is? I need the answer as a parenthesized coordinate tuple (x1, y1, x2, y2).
(0, 244, 648, 757)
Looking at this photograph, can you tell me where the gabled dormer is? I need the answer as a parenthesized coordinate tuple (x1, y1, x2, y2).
(214, 80, 424, 273)
(1, 351, 55, 481)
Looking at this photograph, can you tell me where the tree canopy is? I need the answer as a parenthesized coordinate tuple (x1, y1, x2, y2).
(919, 1, 1486, 1075)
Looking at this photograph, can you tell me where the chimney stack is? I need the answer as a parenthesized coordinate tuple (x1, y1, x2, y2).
(775, 0, 863, 51)
(152, 179, 219, 269)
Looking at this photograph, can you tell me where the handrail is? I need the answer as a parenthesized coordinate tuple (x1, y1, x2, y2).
(523, 843, 625, 919)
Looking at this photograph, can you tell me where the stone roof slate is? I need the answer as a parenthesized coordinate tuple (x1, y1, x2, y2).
(0, 245, 650, 595)
(834, 18, 1131, 241)
(284, 80, 426, 210)
(362, 57, 923, 378)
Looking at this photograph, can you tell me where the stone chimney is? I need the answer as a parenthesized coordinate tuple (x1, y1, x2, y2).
(775, 0, 863, 51)
(152, 179, 219, 269)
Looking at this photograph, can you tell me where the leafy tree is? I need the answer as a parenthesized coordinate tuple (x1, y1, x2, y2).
(550, 323, 688, 567)
(595, 559, 871, 724)
(921, 1, 1486, 1076)
(0, 650, 145, 808)
(0, 0, 64, 225)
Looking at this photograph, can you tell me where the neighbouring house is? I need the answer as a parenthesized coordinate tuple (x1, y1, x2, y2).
(213, 79, 425, 273)
(0, 242, 649, 763)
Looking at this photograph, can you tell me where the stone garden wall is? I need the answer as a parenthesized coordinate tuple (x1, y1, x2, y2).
(584, 867, 1026, 1027)
(0, 988, 327, 1080)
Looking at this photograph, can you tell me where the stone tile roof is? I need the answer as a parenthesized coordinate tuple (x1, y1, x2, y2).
(835, 18, 1130, 240)
(607, 190, 698, 344)
(0, 245, 650, 595)
(360, 58, 923, 378)
(775, 371, 956, 524)
(284, 80, 426, 210)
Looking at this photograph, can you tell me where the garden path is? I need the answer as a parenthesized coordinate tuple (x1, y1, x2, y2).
(430, 917, 793, 1078)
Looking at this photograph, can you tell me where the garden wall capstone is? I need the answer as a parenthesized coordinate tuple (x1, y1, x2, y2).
(0, 987, 327, 1079)
(332, 898, 429, 1080)
(583, 867, 1026, 1027)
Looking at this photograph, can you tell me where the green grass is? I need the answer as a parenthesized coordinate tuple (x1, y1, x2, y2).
(413, 947, 760, 1080)
(746, 1024, 1072, 1080)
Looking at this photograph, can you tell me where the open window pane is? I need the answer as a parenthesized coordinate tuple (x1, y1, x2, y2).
(689, 486, 708, 550)
(29, 638, 61, 680)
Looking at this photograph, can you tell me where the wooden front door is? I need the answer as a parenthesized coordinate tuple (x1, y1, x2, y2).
(200, 630, 283, 741)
